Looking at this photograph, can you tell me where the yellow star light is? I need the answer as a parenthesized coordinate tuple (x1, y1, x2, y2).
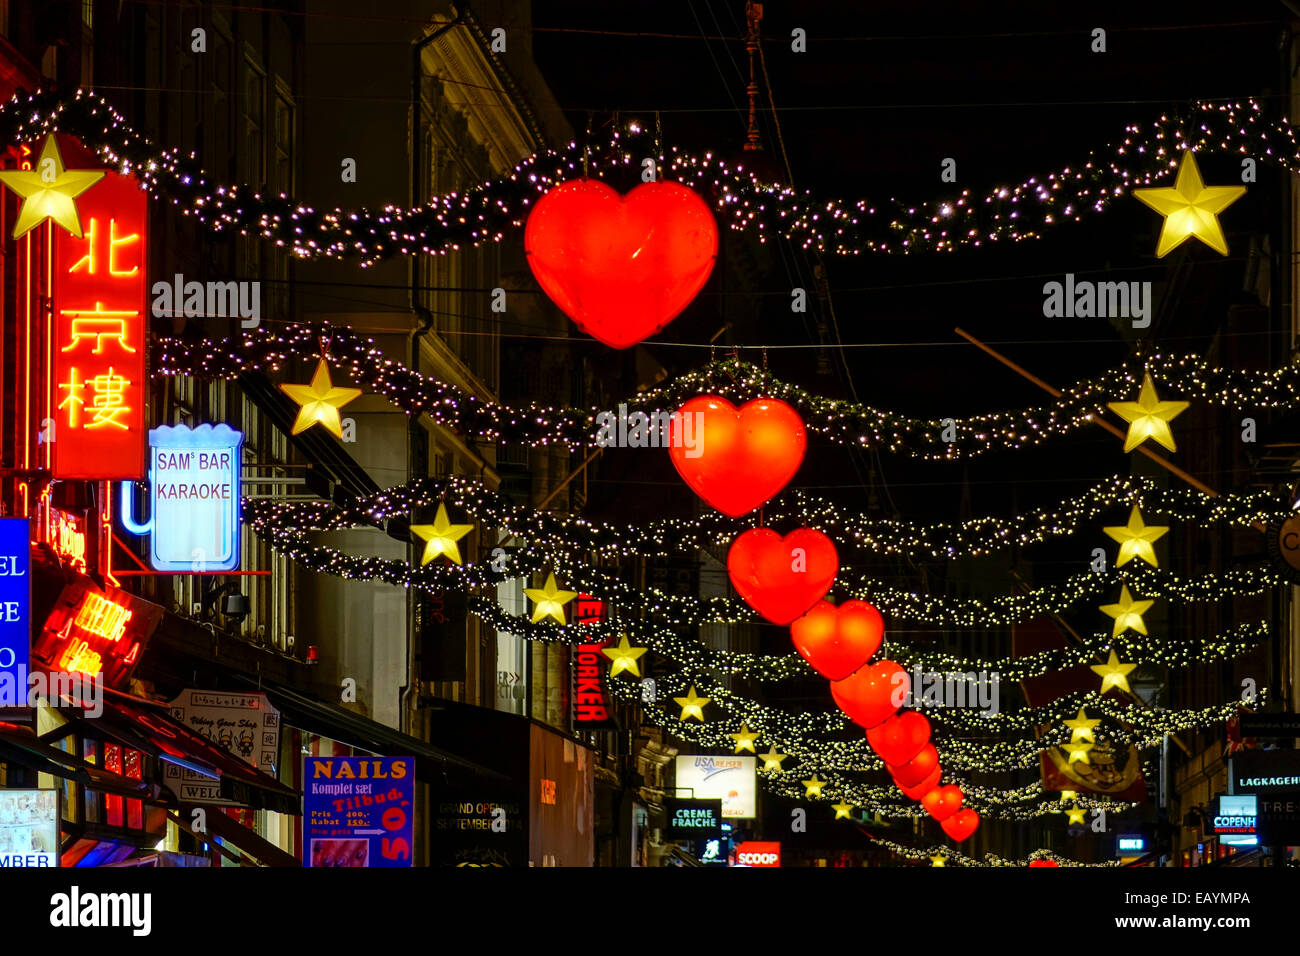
(523, 573, 578, 625)
(802, 775, 826, 798)
(601, 636, 648, 678)
(1059, 790, 1078, 804)
(409, 502, 474, 566)
(1107, 374, 1189, 453)
(1133, 150, 1245, 257)
(758, 745, 788, 772)
(728, 723, 760, 754)
(1090, 649, 1138, 695)
(0, 134, 106, 239)
(832, 801, 854, 820)
(1065, 805, 1088, 825)
(1104, 506, 1168, 568)
(672, 685, 710, 722)
(930, 854, 947, 867)
(1099, 584, 1154, 638)
(279, 359, 363, 438)
(1063, 708, 1101, 744)
(1062, 740, 1095, 765)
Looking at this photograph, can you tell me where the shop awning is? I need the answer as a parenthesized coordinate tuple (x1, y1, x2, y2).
(0, 723, 156, 801)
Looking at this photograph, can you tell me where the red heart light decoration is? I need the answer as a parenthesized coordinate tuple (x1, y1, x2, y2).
(1028, 860, 1059, 867)
(524, 179, 718, 349)
(921, 785, 963, 822)
(790, 599, 884, 681)
(727, 528, 839, 625)
(896, 766, 942, 801)
(668, 396, 806, 517)
(830, 660, 907, 729)
(866, 711, 931, 767)
(888, 744, 939, 787)
(941, 808, 980, 842)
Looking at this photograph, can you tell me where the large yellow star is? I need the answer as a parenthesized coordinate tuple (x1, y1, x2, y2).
(831, 801, 854, 820)
(1090, 649, 1138, 695)
(1099, 584, 1154, 637)
(1061, 740, 1095, 765)
(1133, 150, 1245, 257)
(672, 685, 710, 722)
(409, 502, 474, 565)
(1063, 707, 1101, 744)
(1104, 506, 1168, 568)
(279, 359, 363, 438)
(1065, 805, 1088, 825)
(758, 745, 788, 772)
(728, 722, 760, 753)
(1107, 374, 1189, 453)
(1059, 789, 1078, 804)
(0, 134, 106, 239)
(601, 636, 648, 678)
(802, 775, 826, 798)
(523, 573, 577, 624)
(930, 854, 947, 867)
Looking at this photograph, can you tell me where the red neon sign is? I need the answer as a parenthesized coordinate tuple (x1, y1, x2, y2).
(31, 583, 160, 689)
(50, 508, 87, 572)
(570, 594, 618, 730)
(52, 167, 148, 479)
(734, 841, 782, 867)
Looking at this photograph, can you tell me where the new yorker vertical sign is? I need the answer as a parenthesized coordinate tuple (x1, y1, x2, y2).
(52, 169, 148, 479)
(0, 519, 31, 684)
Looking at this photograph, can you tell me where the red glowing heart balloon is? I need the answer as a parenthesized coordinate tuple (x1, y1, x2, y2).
(668, 396, 806, 517)
(789, 599, 884, 681)
(866, 711, 931, 767)
(921, 785, 963, 822)
(830, 660, 907, 730)
(888, 744, 939, 788)
(896, 766, 942, 801)
(524, 179, 718, 349)
(941, 808, 980, 842)
(727, 528, 839, 625)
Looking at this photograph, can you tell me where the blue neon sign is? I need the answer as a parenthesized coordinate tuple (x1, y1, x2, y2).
(120, 424, 243, 571)
(0, 519, 31, 680)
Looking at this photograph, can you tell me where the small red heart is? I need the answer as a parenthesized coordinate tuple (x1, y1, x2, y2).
(830, 660, 907, 729)
(896, 766, 942, 801)
(941, 808, 980, 841)
(866, 711, 931, 766)
(1028, 860, 1059, 867)
(727, 528, 839, 625)
(669, 396, 806, 517)
(921, 785, 963, 822)
(790, 599, 884, 681)
(524, 179, 718, 349)
(888, 744, 939, 787)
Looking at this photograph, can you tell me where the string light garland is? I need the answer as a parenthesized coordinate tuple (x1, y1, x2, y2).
(869, 839, 1118, 868)
(11, 90, 1300, 263)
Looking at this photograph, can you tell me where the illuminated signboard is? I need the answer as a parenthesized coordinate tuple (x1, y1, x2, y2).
(665, 797, 723, 840)
(674, 755, 757, 819)
(1116, 835, 1146, 854)
(1213, 794, 1258, 847)
(52, 166, 148, 480)
(570, 593, 618, 731)
(304, 756, 415, 867)
(734, 841, 781, 867)
(0, 790, 59, 867)
(120, 424, 243, 571)
(31, 582, 163, 689)
(0, 519, 30, 686)
(49, 508, 87, 572)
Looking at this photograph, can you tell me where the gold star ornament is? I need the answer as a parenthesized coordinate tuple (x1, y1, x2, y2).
(1107, 374, 1189, 453)
(1104, 506, 1168, 568)
(802, 775, 826, 798)
(1091, 649, 1138, 695)
(832, 801, 854, 820)
(672, 685, 710, 722)
(601, 636, 648, 678)
(930, 854, 947, 867)
(1059, 790, 1078, 804)
(279, 359, 363, 438)
(409, 503, 474, 565)
(758, 745, 788, 772)
(1065, 805, 1088, 826)
(1062, 740, 1095, 766)
(0, 134, 106, 239)
(728, 722, 760, 754)
(1133, 150, 1245, 257)
(1063, 708, 1101, 744)
(523, 573, 577, 625)
(1100, 584, 1154, 638)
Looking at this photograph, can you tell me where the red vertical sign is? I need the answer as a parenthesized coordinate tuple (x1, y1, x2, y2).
(52, 171, 148, 479)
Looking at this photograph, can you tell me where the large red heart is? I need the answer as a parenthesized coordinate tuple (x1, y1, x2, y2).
(941, 808, 980, 842)
(1028, 860, 1059, 867)
(830, 660, 907, 729)
(524, 179, 718, 349)
(888, 744, 939, 787)
(668, 396, 806, 517)
(790, 599, 883, 681)
(727, 528, 839, 625)
(866, 711, 931, 766)
(896, 766, 942, 801)
(921, 785, 963, 822)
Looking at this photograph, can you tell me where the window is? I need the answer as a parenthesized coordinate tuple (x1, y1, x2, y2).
(242, 56, 265, 186)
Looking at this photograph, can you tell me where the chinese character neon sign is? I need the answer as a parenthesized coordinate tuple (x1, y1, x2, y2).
(52, 171, 148, 479)
(32, 583, 160, 689)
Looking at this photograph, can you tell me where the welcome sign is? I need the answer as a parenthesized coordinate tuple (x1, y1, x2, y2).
(121, 424, 243, 571)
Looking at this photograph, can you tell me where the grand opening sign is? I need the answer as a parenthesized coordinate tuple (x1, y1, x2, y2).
(121, 424, 243, 571)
